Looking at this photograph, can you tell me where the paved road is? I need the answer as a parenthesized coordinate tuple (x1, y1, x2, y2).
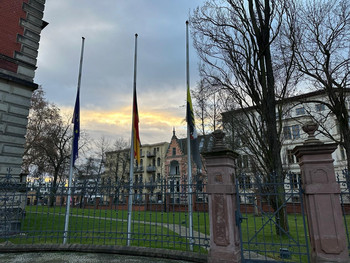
(0, 252, 195, 263)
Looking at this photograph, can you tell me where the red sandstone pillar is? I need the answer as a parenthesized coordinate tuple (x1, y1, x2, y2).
(203, 130, 241, 263)
(293, 123, 349, 263)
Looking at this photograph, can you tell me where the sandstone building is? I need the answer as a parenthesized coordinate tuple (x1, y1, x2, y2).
(0, 0, 47, 180)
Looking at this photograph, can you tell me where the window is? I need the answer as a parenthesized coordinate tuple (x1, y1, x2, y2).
(238, 175, 251, 189)
(340, 146, 346, 160)
(172, 147, 176, 156)
(283, 125, 300, 140)
(289, 173, 300, 190)
(296, 107, 305, 115)
(237, 155, 249, 168)
(175, 165, 180, 175)
(283, 126, 291, 139)
(292, 125, 300, 139)
(140, 149, 143, 157)
(315, 103, 325, 112)
(287, 149, 296, 164)
(242, 155, 249, 168)
(157, 157, 161, 166)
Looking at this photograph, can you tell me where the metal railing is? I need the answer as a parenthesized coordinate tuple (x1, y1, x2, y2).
(0, 174, 209, 255)
(337, 170, 350, 253)
(236, 173, 310, 262)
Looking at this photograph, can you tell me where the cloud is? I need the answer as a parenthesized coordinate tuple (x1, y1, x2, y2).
(36, 0, 203, 146)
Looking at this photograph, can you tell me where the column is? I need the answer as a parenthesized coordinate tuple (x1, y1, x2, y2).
(203, 130, 241, 263)
(293, 122, 349, 262)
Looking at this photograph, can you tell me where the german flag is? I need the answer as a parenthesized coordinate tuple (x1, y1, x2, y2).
(132, 88, 141, 164)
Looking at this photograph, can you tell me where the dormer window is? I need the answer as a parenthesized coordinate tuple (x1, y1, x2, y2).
(295, 107, 305, 115)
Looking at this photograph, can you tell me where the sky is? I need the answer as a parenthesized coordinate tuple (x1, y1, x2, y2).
(34, 0, 204, 146)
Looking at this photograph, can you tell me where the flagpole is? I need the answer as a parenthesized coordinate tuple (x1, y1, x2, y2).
(63, 37, 85, 245)
(186, 20, 194, 251)
(127, 33, 138, 246)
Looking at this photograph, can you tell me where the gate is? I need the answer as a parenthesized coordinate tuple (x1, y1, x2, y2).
(235, 174, 310, 262)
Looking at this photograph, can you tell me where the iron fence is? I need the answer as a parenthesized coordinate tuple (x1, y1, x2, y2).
(236, 173, 310, 262)
(337, 170, 350, 253)
(0, 174, 209, 255)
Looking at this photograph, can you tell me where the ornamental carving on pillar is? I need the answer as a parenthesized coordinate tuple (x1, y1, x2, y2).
(213, 194, 229, 246)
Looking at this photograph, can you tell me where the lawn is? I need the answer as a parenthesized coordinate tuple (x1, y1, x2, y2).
(2, 205, 350, 261)
(1, 205, 209, 253)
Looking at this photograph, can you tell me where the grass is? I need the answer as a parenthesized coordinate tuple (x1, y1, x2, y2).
(239, 213, 310, 262)
(2, 205, 209, 254)
(2, 205, 350, 262)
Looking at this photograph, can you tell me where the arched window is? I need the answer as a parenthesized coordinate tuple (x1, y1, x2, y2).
(170, 160, 180, 175)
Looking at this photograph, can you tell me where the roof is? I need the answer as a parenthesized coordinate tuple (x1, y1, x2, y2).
(170, 134, 214, 155)
(222, 88, 350, 118)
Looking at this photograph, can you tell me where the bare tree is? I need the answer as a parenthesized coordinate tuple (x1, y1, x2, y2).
(191, 0, 298, 234)
(193, 76, 223, 135)
(24, 87, 88, 206)
(105, 138, 129, 184)
(94, 136, 112, 177)
(288, 0, 350, 171)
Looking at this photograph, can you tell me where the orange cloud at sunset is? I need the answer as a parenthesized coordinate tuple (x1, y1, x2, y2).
(61, 105, 186, 144)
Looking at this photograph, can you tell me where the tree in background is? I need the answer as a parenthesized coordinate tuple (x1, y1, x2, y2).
(287, 0, 350, 171)
(24, 87, 88, 206)
(192, 75, 223, 135)
(191, 0, 299, 234)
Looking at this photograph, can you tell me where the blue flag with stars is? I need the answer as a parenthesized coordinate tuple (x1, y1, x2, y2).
(72, 88, 80, 166)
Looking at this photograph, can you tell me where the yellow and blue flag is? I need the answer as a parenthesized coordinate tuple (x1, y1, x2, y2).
(186, 85, 201, 169)
(72, 88, 80, 165)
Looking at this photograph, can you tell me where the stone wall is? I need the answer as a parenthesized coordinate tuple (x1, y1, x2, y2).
(0, 0, 47, 179)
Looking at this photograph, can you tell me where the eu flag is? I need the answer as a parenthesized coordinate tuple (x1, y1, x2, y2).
(72, 89, 80, 165)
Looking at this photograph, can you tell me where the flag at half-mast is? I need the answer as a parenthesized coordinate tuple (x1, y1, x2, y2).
(72, 88, 80, 165)
(186, 85, 201, 169)
(132, 87, 141, 164)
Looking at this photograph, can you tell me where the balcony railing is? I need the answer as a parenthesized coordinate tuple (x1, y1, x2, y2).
(134, 166, 144, 173)
(146, 166, 156, 172)
(147, 152, 156, 158)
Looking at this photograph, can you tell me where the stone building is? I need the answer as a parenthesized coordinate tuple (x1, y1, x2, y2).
(222, 89, 350, 203)
(103, 130, 213, 204)
(164, 129, 211, 204)
(0, 0, 47, 179)
(0, 0, 47, 234)
(103, 141, 170, 202)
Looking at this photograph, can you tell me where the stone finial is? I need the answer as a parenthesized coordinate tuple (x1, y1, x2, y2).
(212, 130, 226, 151)
(302, 122, 322, 145)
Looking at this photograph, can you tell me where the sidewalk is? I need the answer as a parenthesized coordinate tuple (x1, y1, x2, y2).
(0, 252, 195, 263)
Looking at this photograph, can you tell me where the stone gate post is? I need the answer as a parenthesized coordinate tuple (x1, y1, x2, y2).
(203, 130, 241, 263)
(292, 122, 349, 263)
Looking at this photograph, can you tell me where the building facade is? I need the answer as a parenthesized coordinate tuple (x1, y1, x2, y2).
(103, 130, 213, 204)
(0, 0, 47, 179)
(164, 130, 210, 204)
(103, 141, 170, 203)
(222, 89, 350, 203)
(0, 0, 47, 234)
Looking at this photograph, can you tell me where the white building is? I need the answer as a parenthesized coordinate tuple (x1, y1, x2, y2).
(222, 89, 349, 203)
